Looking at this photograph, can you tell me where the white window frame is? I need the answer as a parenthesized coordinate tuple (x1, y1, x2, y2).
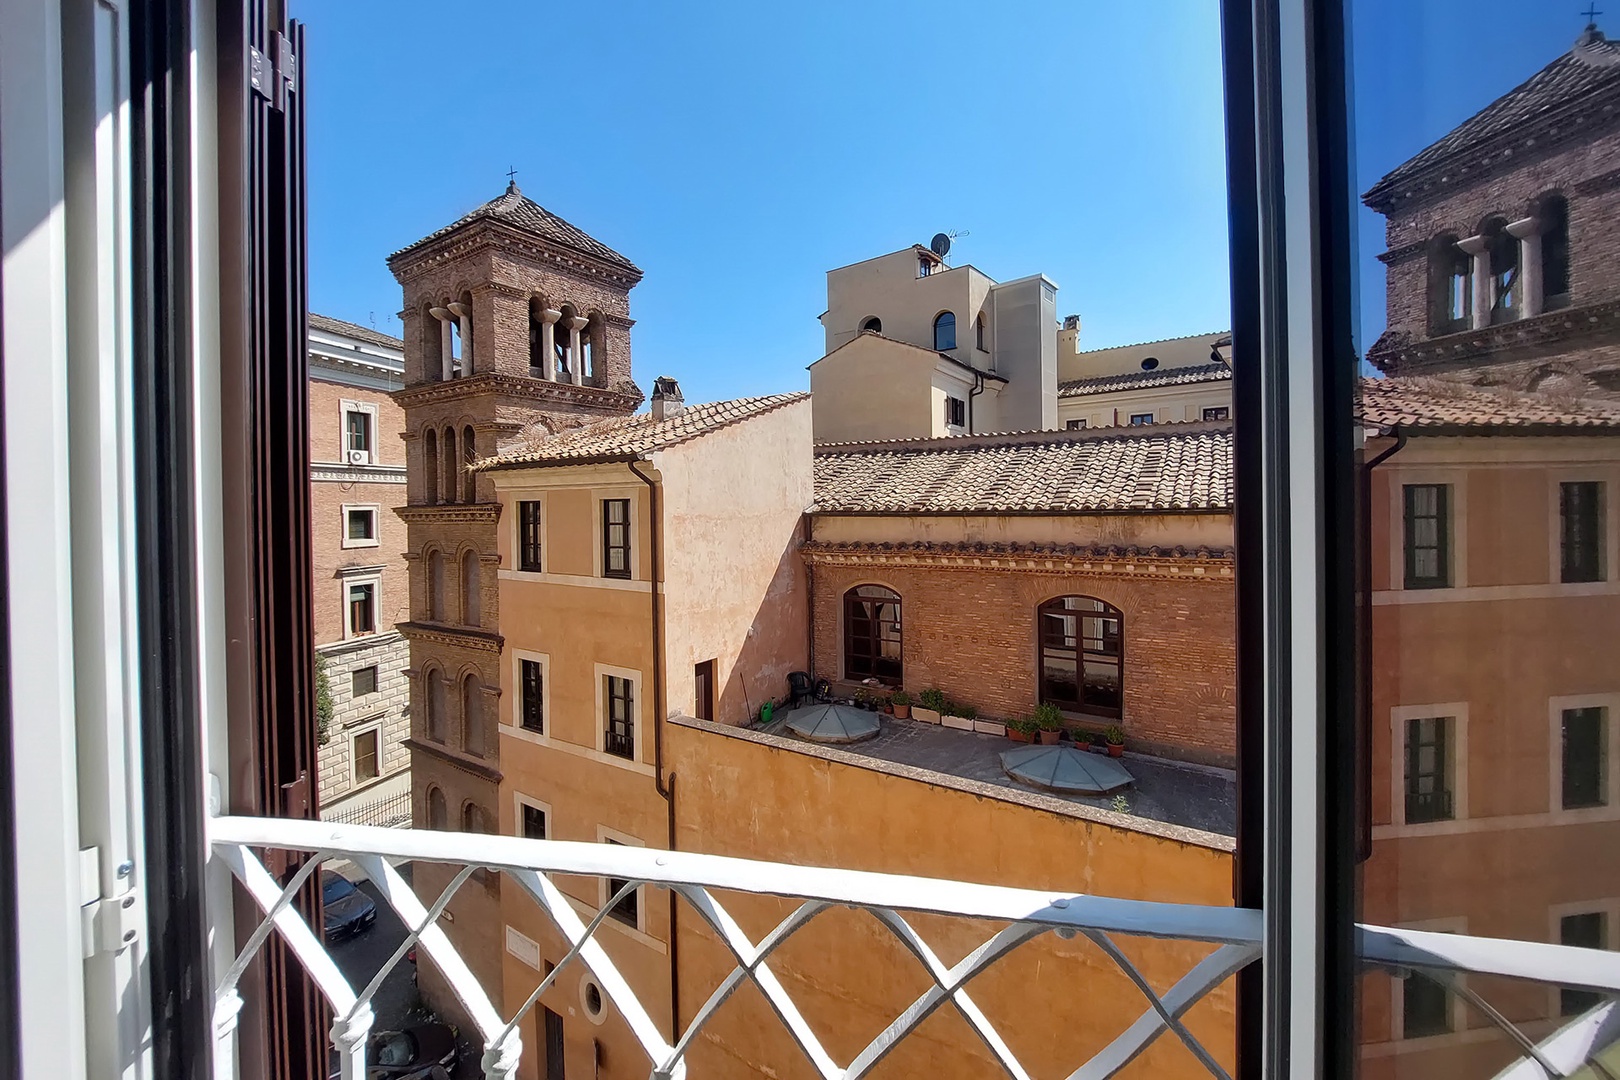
(508, 649, 550, 739)
(340, 503, 381, 550)
(350, 663, 380, 699)
(593, 488, 639, 581)
(595, 663, 643, 764)
(347, 719, 383, 788)
(1547, 693, 1620, 817)
(340, 398, 380, 466)
(1388, 703, 1469, 832)
(513, 790, 551, 842)
(509, 491, 547, 575)
(1388, 916, 1469, 1045)
(338, 568, 384, 640)
(1128, 412, 1154, 426)
(596, 825, 647, 936)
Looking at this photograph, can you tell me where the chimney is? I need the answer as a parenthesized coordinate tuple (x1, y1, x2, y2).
(651, 376, 685, 420)
(1062, 314, 1080, 331)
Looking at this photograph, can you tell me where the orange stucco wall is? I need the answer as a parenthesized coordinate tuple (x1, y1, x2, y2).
(666, 719, 1237, 1079)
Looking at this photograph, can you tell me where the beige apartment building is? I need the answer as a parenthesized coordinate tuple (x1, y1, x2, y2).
(811, 243, 1232, 442)
(1056, 322, 1233, 431)
(307, 314, 412, 821)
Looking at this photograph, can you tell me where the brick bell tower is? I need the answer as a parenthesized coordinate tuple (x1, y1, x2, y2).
(388, 180, 642, 1019)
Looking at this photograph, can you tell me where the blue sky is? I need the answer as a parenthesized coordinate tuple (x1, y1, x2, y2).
(294, 1, 1229, 403)
(295, 1, 1594, 402)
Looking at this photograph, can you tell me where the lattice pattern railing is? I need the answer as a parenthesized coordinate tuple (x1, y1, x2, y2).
(209, 816, 1620, 1080)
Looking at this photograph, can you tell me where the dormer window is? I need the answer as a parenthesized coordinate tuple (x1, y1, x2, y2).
(918, 256, 933, 278)
(933, 311, 956, 351)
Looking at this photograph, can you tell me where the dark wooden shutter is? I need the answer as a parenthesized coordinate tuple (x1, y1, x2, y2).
(216, 4, 324, 1077)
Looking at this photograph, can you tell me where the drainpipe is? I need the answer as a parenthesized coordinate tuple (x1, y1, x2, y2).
(1357, 428, 1406, 863)
(967, 370, 985, 435)
(804, 515, 816, 681)
(627, 459, 679, 1036)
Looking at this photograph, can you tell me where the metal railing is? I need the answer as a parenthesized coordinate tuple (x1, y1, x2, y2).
(323, 788, 413, 830)
(209, 815, 1620, 1080)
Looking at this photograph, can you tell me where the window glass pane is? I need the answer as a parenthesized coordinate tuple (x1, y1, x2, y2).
(1349, 4, 1620, 1074)
(353, 729, 378, 782)
(522, 804, 546, 841)
(351, 666, 378, 696)
(521, 659, 544, 733)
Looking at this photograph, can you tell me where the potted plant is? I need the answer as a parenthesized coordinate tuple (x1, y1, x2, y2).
(914, 689, 946, 725)
(1034, 703, 1063, 745)
(890, 690, 912, 720)
(942, 700, 976, 731)
(1007, 716, 1036, 743)
(1105, 724, 1126, 757)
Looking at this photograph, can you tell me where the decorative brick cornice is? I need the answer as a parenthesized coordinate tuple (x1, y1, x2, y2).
(395, 504, 502, 525)
(477, 280, 530, 300)
(1367, 299, 1620, 373)
(404, 737, 503, 784)
(1376, 238, 1427, 266)
(390, 371, 642, 411)
(397, 621, 505, 652)
(1572, 165, 1620, 195)
(391, 223, 642, 292)
(310, 461, 408, 484)
(802, 540, 1234, 581)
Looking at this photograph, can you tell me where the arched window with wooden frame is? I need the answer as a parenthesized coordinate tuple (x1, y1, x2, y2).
(843, 584, 902, 686)
(1037, 595, 1123, 718)
(933, 311, 957, 351)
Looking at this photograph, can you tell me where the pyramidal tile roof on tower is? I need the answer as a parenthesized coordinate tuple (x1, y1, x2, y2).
(1355, 376, 1620, 433)
(388, 181, 641, 275)
(1364, 24, 1620, 207)
(477, 392, 810, 470)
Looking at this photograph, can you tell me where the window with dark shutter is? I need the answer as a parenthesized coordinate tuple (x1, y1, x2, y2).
(520, 659, 544, 734)
(518, 500, 543, 572)
(1561, 481, 1602, 583)
(1403, 484, 1450, 589)
(1562, 707, 1606, 809)
(1404, 717, 1453, 823)
(1401, 971, 1451, 1038)
(521, 804, 547, 841)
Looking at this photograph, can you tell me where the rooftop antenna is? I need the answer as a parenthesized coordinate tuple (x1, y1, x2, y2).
(368, 311, 377, 330)
(929, 232, 951, 258)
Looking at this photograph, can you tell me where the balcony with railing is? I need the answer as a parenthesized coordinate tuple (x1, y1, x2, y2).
(213, 815, 1620, 1080)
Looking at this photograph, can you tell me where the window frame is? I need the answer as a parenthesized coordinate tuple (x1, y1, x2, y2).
(1402, 715, 1454, 825)
(1386, 703, 1469, 832)
(974, 312, 987, 351)
(932, 311, 956, 351)
(1559, 479, 1604, 584)
(339, 399, 380, 465)
(600, 496, 633, 580)
(1203, 406, 1231, 421)
(1550, 695, 1618, 814)
(340, 503, 380, 549)
(596, 666, 641, 761)
(1128, 412, 1154, 426)
(1388, 918, 1468, 1043)
(596, 828, 647, 934)
(944, 395, 966, 430)
(350, 665, 379, 698)
(350, 724, 381, 786)
(519, 656, 546, 735)
(1402, 482, 1451, 590)
(1065, 419, 1087, 431)
(339, 569, 383, 640)
(516, 498, 544, 573)
(842, 584, 903, 687)
(515, 792, 551, 842)
(1036, 595, 1124, 720)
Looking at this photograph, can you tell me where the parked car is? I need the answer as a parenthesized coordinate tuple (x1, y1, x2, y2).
(321, 871, 377, 941)
(366, 1024, 459, 1078)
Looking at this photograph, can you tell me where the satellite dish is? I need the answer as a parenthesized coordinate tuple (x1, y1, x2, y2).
(929, 232, 951, 257)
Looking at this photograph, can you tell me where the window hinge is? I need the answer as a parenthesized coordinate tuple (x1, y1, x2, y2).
(78, 847, 142, 958)
(249, 32, 296, 110)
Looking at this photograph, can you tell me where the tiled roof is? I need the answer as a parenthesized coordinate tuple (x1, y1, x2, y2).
(812, 426, 1233, 514)
(1058, 361, 1232, 398)
(309, 312, 403, 351)
(478, 392, 809, 470)
(389, 182, 640, 275)
(1074, 330, 1232, 353)
(1365, 26, 1620, 206)
(1357, 377, 1620, 432)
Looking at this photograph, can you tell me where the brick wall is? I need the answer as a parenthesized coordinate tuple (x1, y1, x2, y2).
(808, 559, 1237, 766)
(315, 633, 410, 807)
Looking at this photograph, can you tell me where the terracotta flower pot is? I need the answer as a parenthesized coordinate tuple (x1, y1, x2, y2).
(1008, 728, 1032, 744)
(893, 704, 911, 719)
(1108, 743, 1124, 758)
(1037, 730, 1062, 745)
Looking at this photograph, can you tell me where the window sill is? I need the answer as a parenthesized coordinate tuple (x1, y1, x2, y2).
(498, 723, 655, 776)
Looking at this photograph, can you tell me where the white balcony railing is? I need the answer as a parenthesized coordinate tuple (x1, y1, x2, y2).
(210, 816, 1620, 1080)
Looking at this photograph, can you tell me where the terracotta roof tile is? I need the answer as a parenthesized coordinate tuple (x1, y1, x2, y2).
(812, 426, 1233, 514)
(1058, 361, 1232, 398)
(1357, 376, 1620, 432)
(389, 182, 640, 275)
(478, 392, 809, 470)
(309, 312, 404, 350)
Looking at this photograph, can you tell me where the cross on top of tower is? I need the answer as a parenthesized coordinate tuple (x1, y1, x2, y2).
(1584, 3, 1603, 26)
